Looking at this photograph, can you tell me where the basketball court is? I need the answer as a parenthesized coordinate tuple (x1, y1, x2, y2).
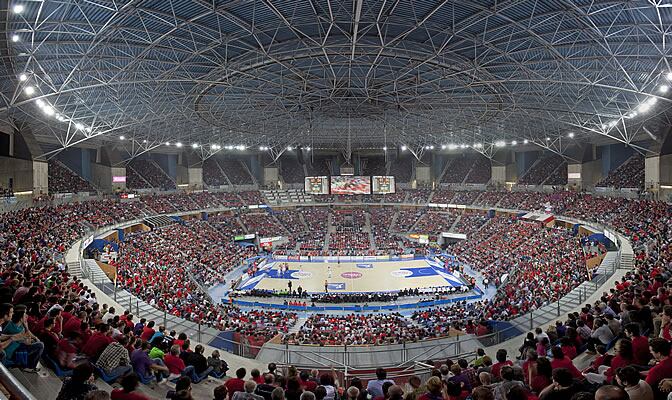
(236, 258, 469, 294)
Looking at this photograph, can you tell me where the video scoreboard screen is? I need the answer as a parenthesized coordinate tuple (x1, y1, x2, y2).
(372, 176, 395, 194)
(304, 176, 329, 194)
(330, 176, 371, 195)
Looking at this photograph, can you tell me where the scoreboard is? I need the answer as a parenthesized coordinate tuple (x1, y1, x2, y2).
(304, 176, 329, 194)
(372, 176, 396, 194)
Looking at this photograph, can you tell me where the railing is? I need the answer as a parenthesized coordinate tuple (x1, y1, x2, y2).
(0, 363, 38, 400)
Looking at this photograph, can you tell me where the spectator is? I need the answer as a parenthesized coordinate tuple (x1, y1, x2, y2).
(56, 363, 98, 400)
(181, 344, 213, 383)
(227, 368, 247, 397)
(232, 380, 265, 400)
(95, 335, 132, 382)
(111, 373, 152, 400)
(208, 350, 228, 378)
(367, 368, 395, 398)
(615, 366, 653, 400)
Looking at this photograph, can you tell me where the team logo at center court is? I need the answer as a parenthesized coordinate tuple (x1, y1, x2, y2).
(340, 271, 363, 279)
(390, 270, 413, 278)
(291, 271, 312, 279)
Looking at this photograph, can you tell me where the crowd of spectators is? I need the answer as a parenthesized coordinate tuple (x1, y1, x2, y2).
(48, 160, 95, 194)
(0, 185, 13, 198)
(465, 156, 492, 184)
(128, 160, 176, 190)
(219, 160, 254, 185)
(284, 313, 446, 345)
(518, 154, 565, 185)
(441, 156, 473, 184)
(597, 155, 645, 189)
(203, 159, 229, 187)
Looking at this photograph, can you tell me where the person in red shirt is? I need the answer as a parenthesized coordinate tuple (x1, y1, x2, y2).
(251, 368, 264, 384)
(81, 323, 114, 360)
(300, 370, 317, 392)
(625, 323, 652, 366)
(225, 367, 247, 397)
(111, 373, 153, 400)
(139, 321, 156, 342)
(491, 349, 513, 379)
(62, 311, 87, 337)
(549, 347, 583, 380)
(645, 338, 672, 400)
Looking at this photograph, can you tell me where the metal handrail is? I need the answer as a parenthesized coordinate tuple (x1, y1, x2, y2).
(0, 363, 38, 400)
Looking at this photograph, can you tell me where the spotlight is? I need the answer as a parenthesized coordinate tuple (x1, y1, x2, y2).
(400, 145, 407, 151)
(660, 85, 669, 94)
(75, 123, 84, 130)
(35, 98, 44, 107)
(448, 144, 457, 150)
(236, 145, 245, 151)
(18, 73, 27, 81)
(142, 139, 147, 143)
(192, 143, 199, 148)
(523, 139, 529, 144)
(495, 140, 505, 147)
(545, 137, 550, 141)
(305, 147, 311, 151)
(511, 140, 518, 145)
(165, 142, 171, 146)
(259, 146, 267, 151)
(13, 4, 25, 14)
(11, 34, 19, 43)
(225, 145, 233, 150)
(383, 146, 387, 151)
(441, 145, 446, 150)
(23, 86, 35, 95)
(460, 144, 467, 149)
(42, 105, 54, 116)
(287, 146, 293, 151)
(474, 143, 483, 148)
(119, 135, 126, 140)
(638, 103, 651, 113)
(667, 71, 672, 81)
(176, 142, 183, 147)
(567, 132, 574, 138)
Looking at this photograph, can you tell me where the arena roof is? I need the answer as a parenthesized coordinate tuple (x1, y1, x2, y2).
(2, 0, 672, 159)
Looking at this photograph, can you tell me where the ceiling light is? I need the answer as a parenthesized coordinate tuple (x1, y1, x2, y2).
(42, 105, 54, 116)
(176, 142, 183, 147)
(13, 4, 25, 14)
(23, 86, 35, 95)
(35, 98, 44, 107)
(142, 139, 147, 143)
(474, 143, 483, 148)
(511, 140, 518, 145)
(647, 97, 657, 106)
(165, 142, 170, 146)
(638, 103, 651, 113)
(383, 146, 387, 151)
(460, 144, 467, 149)
(11, 34, 19, 43)
(287, 146, 293, 151)
(545, 137, 550, 141)
(119, 135, 125, 140)
(55, 114, 64, 121)
(660, 85, 669, 94)
(74, 123, 84, 130)
(567, 133, 574, 138)
(667, 72, 672, 81)
(523, 139, 529, 144)
(236, 145, 245, 151)
(495, 140, 506, 147)
(225, 145, 233, 150)
(448, 144, 457, 150)
(192, 143, 199, 148)
(85, 127, 92, 133)
(305, 146, 311, 151)
(259, 146, 267, 151)
(440, 144, 446, 150)
(211, 144, 219, 150)
(400, 145, 407, 151)
(18, 73, 27, 81)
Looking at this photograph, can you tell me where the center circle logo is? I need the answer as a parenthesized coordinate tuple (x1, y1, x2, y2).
(390, 270, 413, 278)
(340, 272, 362, 279)
(291, 271, 313, 279)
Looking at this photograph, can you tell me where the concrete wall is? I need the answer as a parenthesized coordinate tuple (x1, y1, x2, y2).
(600, 143, 633, 176)
(92, 163, 127, 191)
(416, 165, 431, 184)
(263, 166, 279, 186)
(568, 159, 602, 190)
(491, 165, 506, 185)
(0, 156, 46, 194)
